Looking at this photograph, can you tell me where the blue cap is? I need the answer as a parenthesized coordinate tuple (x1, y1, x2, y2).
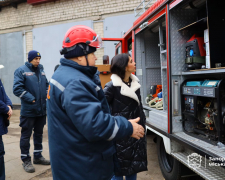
(28, 50, 41, 62)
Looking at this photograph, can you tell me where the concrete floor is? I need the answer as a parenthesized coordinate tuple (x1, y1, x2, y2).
(138, 134, 164, 180)
(30, 132, 165, 180)
(3, 110, 164, 180)
(3, 110, 51, 180)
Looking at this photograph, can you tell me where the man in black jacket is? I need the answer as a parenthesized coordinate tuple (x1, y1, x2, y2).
(0, 64, 13, 180)
(13, 50, 50, 173)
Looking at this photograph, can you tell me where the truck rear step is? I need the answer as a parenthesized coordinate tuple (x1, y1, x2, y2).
(171, 151, 225, 180)
(174, 132, 225, 159)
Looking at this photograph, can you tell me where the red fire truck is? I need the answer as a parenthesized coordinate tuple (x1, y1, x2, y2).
(102, 0, 225, 179)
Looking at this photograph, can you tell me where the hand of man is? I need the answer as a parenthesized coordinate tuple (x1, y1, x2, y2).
(128, 117, 145, 140)
(32, 100, 35, 103)
(7, 106, 13, 120)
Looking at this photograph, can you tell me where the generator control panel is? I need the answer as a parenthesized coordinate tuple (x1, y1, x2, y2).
(184, 96, 194, 113)
(182, 80, 220, 98)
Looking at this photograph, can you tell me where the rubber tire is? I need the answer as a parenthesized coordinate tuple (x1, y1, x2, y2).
(157, 136, 182, 180)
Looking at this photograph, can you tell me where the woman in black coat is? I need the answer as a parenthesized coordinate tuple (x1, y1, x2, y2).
(103, 53, 147, 180)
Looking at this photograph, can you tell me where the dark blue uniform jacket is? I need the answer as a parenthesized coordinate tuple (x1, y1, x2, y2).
(0, 79, 12, 136)
(13, 62, 48, 117)
(47, 58, 133, 180)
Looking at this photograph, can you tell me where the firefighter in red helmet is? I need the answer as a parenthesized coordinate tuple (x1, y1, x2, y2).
(60, 25, 102, 66)
(47, 25, 144, 180)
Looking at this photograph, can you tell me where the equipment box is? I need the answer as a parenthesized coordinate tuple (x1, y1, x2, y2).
(95, 65, 111, 89)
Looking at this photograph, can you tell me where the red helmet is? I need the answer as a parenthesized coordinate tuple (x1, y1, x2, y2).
(62, 25, 102, 50)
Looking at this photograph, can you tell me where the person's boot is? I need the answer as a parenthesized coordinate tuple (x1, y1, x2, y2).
(22, 160, 35, 173)
(33, 156, 50, 165)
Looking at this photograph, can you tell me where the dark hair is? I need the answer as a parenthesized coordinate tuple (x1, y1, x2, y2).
(54, 64, 60, 72)
(110, 53, 129, 80)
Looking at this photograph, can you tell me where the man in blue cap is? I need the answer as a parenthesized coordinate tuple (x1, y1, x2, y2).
(13, 50, 50, 173)
(0, 64, 13, 180)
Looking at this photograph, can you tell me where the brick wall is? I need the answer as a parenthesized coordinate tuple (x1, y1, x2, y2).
(0, 0, 147, 31)
(93, 21, 104, 65)
(25, 31, 33, 61)
(0, 0, 157, 64)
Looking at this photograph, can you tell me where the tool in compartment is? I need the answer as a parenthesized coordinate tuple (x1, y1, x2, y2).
(145, 85, 162, 104)
(185, 34, 206, 70)
(149, 91, 163, 109)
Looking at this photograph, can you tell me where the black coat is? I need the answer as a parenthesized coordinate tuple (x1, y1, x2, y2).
(104, 74, 147, 176)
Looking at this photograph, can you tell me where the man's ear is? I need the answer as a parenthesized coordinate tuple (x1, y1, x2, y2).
(77, 56, 85, 62)
(77, 56, 82, 61)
